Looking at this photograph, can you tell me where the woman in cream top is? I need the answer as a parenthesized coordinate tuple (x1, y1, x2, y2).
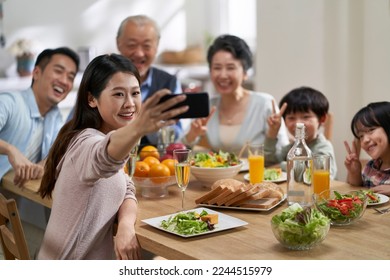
(182, 34, 289, 157)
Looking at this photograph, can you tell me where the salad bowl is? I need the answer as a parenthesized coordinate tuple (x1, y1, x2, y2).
(271, 203, 330, 250)
(191, 151, 242, 187)
(313, 190, 368, 226)
(191, 163, 243, 187)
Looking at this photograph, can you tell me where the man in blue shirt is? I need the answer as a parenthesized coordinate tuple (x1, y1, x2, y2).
(0, 47, 79, 186)
(116, 15, 187, 147)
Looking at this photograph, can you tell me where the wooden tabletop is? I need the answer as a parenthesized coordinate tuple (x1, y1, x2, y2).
(1, 170, 389, 260)
(1, 171, 51, 208)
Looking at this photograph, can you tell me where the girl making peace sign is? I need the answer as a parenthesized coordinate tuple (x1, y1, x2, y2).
(344, 102, 390, 195)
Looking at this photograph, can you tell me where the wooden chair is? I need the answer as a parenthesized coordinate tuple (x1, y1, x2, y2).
(0, 193, 30, 260)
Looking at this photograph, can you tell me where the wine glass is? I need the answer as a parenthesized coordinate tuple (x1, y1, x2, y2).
(173, 149, 192, 211)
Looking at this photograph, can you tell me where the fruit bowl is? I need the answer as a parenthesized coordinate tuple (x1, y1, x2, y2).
(313, 190, 368, 226)
(190, 161, 243, 187)
(271, 204, 330, 250)
(132, 176, 176, 198)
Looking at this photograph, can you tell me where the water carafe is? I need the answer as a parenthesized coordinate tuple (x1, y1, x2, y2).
(286, 123, 313, 206)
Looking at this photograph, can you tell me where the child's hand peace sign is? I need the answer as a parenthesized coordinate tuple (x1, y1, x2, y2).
(343, 139, 362, 174)
(266, 100, 287, 139)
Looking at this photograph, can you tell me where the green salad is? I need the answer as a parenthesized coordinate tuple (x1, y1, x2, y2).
(193, 150, 240, 168)
(271, 204, 330, 248)
(356, 189, 380, 204)
(161, 210, 215, 235)
(264, 168, 282, 181)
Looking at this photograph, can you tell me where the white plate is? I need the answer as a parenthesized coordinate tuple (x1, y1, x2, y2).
(368, 193, 390, 206)
(141, 207, 248, 238)
(199, 194, 287, 212)
(239, 158, 249, 172)
(243, 171, 287, 183)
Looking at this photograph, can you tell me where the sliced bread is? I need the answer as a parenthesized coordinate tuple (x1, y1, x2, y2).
(195, 186, 224, 204)
(239, 197, 281, 209)
(211, 178, 243, 190)
(232, 188, 271, 206)
(216, 184, 249, 206)
(224, 184, 262, 206)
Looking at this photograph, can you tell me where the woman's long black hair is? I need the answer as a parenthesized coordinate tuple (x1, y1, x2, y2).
(39, 54, 140, 198)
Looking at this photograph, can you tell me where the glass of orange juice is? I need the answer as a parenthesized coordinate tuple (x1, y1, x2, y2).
(248, 143, 264, 184)
(312, 154, 330, 196)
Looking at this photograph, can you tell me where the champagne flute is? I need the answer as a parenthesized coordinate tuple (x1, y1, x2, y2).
(173, 149, 192, 211)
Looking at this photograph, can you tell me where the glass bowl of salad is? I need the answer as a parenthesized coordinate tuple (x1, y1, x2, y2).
(313, 190, 368, 226)
(271, 203, 330, 250)
(190, 151, 243, 187)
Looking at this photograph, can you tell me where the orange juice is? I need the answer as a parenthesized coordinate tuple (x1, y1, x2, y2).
(313, 169, 330, 195)
(248, 155, 264, 184)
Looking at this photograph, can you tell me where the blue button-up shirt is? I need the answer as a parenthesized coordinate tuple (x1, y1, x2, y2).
(0, 88, 63, 178)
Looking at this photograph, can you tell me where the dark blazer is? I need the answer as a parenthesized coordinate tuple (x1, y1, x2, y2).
(140, 67, 180, 146)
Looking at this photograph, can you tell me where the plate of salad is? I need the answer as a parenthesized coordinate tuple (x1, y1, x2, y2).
(244, 168, 287, 183)
(352, 189, 389, 206)
(142, 207, 248, 238)
(366, 193, 389, 206)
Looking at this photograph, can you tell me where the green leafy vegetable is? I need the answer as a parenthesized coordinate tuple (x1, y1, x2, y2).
(194, 150, 239, 168)
(264, 168, 282, 180)
(271, 203, 330, 248)
(161, 210, 214, 235)
(355, 189, 380, 204)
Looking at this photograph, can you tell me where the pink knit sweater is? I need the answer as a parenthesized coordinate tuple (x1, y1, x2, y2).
(38, 128, 137, 259)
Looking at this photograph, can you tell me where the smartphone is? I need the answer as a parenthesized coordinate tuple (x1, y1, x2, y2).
(158, 92, 210, 119)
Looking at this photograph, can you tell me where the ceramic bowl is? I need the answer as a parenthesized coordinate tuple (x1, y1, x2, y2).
(190, 161, 243, 187)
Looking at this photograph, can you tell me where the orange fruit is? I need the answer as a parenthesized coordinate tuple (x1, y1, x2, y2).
(161, 158, 178, 176)
(149, 163, 171, 183)
(143, 156, 160, 168)
(139, 145, 159, 160)
(133, 161, 150, 177)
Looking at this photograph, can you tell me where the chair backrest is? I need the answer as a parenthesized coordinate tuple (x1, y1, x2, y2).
(0, 193, 30, 260)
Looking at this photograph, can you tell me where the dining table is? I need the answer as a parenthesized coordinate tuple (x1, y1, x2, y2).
(1, 169, 389, 260)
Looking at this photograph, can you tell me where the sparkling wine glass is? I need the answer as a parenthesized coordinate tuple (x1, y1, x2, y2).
(173, 149, 192, 211)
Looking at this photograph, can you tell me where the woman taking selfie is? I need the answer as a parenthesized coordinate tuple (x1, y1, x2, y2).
(38, 54, 188, 259)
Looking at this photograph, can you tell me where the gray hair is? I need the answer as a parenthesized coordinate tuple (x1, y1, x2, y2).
(116, 15, 161, 41)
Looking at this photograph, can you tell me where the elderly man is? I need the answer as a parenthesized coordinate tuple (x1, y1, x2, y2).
(116, 15, 186, 147)
(0, 47, 79, 185)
